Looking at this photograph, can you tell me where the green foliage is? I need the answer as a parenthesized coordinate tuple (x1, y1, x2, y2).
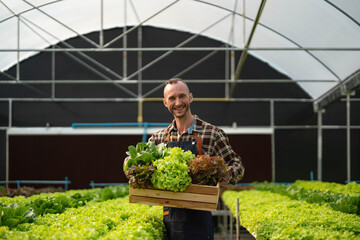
(0, 185, 129, 229)
(0, 197, 164, 240)
(30, 192, 93, 216)
(253, 181, 360, 215)
(295, 180, 360, 197)
(151, 147, 194, 192)
(188, 155, 229, 186)
(124, 142, 169, 171)
(222, 190, 360, 240)
(126, 163, 156, 188)
(0, 203, 35, 229)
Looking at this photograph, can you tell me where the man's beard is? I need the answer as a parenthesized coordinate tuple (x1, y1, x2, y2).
(170, 103, 189, 118)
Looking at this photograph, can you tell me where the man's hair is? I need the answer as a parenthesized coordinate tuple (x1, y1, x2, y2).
(165, 78, 184, 86)
(164, 78, 190, 94)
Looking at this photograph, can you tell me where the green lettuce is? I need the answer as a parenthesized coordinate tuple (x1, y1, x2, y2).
(151, 147, 194, 192)
(124, 142, 168, 171)
(125, 163, 156, 189)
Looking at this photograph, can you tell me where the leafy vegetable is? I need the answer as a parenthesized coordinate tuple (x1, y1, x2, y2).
(222, 190, 360, 239)
(125, 163, 156, 188)
(253, 181, 360, 215)
(124, 142, 169, 171)
(295, 180, 360, 197)
(30, 193, 94, 216)
(188, 155, 229, 186)
(0, 203, 35, 229)
(151, 147, 194, 192)
(0, 185, 129, 230)
(0, 196, 164, 240)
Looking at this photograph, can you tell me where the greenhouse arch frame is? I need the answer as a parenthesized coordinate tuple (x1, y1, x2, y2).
(0, 0, 359, 187)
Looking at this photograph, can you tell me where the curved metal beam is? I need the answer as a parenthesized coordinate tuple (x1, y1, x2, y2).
(314, 68, 360, 111)
(229, 0, 267, 98)
(197, 0, 343, 88)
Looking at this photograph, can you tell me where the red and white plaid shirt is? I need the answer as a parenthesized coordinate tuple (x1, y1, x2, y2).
(148, 115, 245, 184)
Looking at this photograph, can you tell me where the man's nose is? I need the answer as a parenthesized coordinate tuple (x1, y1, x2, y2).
(174, 97, 181, 105)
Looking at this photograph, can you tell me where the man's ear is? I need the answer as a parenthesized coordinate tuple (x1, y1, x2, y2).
(163, 98, 168, 108)
(189, 93, 193, 103)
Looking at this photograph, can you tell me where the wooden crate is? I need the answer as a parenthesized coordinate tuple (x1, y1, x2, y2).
(129, 184, 219, 211)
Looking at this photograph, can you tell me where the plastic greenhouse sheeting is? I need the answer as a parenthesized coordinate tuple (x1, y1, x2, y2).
(0, 0, 360, 99)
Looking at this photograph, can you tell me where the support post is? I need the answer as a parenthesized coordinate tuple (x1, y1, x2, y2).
(230, 210, 233, 240)
(317, 109, 324, 181)
(51, 45, 56, 99)
(346, 93, 351, 182)
(270, 100, 275, 182)
(17, 16, 20, 81)
(123, 0, 127, 79)
(100, 0, 104, 47)
(236, 198, 240, 240)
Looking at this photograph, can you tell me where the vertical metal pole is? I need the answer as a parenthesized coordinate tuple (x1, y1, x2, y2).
(51, 45, 55, 98)
(6, 101, 11, 187)
(137, 24, 143, 123)
(236, 198, 240, 240)
(8, 99, 12, 128)
(225, 44, 229, 98)
(65, 176, 69, 190)
(317, 110, 323, 181)
(123, 0, 127, 79)
(138, 26, 143, 97)
(6, 134, 9, 188)
(270, 100, 275, 182)
(100, 0, 104, 47)
(230, 49, 235, 82)
(346, 93, 351, 182)
(229, 48, 234, 99)
(227, 0, 238, 99)
(17, 16, 20, 81)
(230, 211, 233, 240)
(223, 204, 228, 238)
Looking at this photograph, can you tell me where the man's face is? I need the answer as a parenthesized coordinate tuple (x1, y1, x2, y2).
(163, 82, 193, 119)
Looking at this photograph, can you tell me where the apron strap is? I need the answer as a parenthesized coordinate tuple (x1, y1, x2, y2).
(165, 132, 202, 155)
(165, 132, 171, 142)
(193, 132, 202, 155)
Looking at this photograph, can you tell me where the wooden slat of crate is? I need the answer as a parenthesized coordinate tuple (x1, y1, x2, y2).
(129, 184, 219, 211)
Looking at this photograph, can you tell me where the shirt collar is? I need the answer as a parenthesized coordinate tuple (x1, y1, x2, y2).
(188, 118, 196, 134)
(169, 115, 203, 134)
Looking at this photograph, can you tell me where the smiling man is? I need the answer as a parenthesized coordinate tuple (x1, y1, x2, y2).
(148, 78, 245, 240)
(163, 78, 194, 133)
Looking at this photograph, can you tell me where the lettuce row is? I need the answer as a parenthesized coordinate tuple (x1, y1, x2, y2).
(294, 180, 360, 197)
(0, 197, 164, 240)
(0, 185, 129, 229)
(222, 190, 360, 240)
(252, 181, 360, 215)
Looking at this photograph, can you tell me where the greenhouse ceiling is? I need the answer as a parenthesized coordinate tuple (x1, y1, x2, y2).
(0, 0, 360, 109)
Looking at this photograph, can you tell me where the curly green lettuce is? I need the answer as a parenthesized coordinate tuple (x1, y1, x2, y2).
(151, 147, 194, 192)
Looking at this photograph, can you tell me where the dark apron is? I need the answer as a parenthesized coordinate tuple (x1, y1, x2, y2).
(163, 132, 214, 240)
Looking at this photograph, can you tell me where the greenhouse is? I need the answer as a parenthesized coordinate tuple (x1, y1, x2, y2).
(0, 0, 359, 239)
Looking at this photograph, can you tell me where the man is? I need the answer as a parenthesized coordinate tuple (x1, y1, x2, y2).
(148, 78, 244, 240)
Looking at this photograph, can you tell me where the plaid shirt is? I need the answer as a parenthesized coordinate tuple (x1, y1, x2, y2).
(148, 115, 244, 184)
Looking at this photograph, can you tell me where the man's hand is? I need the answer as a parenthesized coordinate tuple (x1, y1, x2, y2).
(219, 170, 231, 185)
(123, 156, 130, 179)
(123, 156, 130, 170)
